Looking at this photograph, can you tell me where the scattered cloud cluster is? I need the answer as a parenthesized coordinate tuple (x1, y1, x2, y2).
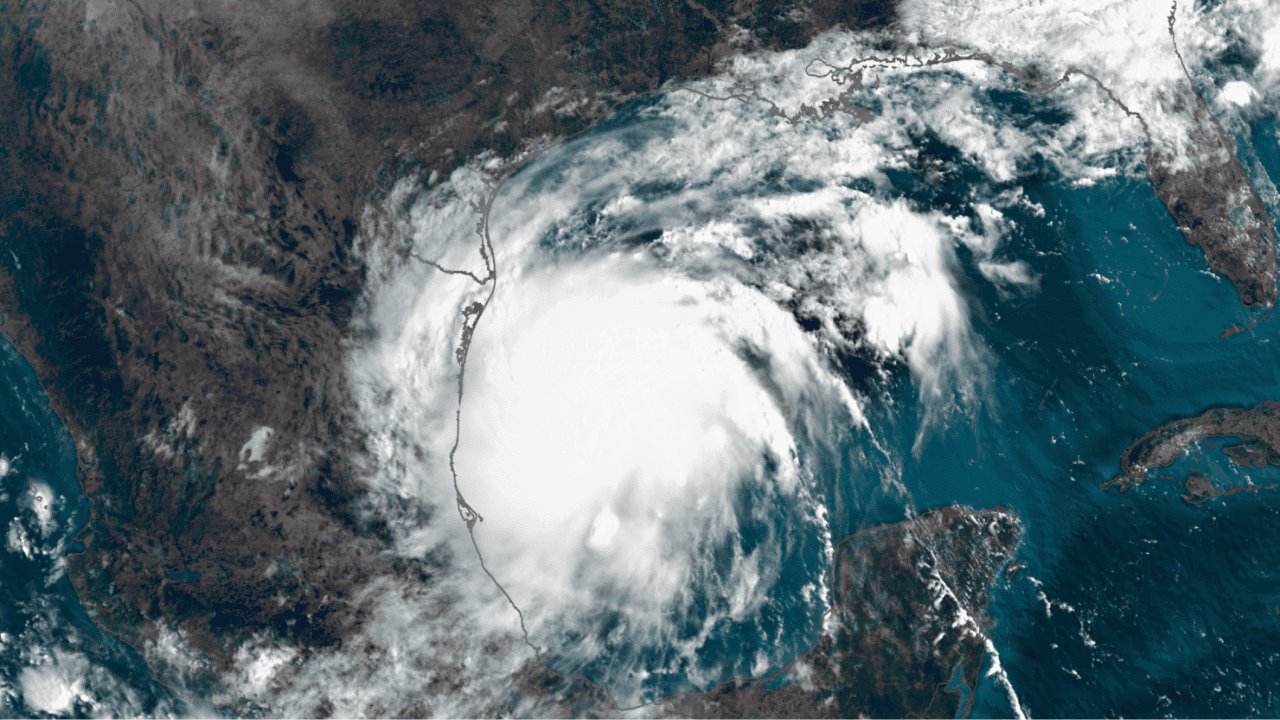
(2, 460, 190, 718)
(205, 0, 1277, 714)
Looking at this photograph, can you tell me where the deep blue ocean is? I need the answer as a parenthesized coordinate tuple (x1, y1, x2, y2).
(858, 114, 1280, 716)
(3, 94, 1280, 717)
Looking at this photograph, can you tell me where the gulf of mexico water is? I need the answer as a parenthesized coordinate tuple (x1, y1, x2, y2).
(859, 114, 1280, 717)
(498, 80, 1280, 712)
(0, 338, 180, 716)
(0, 87, 1278, 720)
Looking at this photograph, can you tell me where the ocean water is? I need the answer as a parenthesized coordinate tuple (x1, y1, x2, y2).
(870, 118, 1280, 716)
(1, 76, 1279, 720)
(0, 338, 178, 715)
(487, 78, 1280, 711)
(756, 89, 1280, 715)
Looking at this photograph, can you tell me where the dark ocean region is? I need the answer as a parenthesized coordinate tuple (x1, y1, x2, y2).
(0, 337, 178, 715)
(862, 118, 1280, 716)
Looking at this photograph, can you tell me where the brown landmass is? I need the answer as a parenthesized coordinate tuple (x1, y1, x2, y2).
(664, 506, 1021, 719)
(1145, 84, 1278, 307)
(1155, 7, 1278, 308)
(0, 0, 894, 692)
(1104, 401, 1280, 504)
(1180, 469, 1271, 506)
(502, 506, 1021, 717)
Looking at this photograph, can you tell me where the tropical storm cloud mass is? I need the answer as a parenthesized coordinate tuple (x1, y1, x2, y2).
(3, 0, 1280, 717)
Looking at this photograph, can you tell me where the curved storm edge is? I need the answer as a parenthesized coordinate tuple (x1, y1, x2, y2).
(348, 9, 1280, 712)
